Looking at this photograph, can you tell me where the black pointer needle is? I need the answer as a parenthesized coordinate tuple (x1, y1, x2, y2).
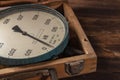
(12, 25, 54, 48)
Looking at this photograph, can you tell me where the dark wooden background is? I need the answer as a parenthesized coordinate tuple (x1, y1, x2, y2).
(0, 0, 119, 80)
(61, 0, 120, 80)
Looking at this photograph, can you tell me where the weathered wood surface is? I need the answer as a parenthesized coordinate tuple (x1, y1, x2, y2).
(61, 0, 120, 80)
(61, 72, 120, 80)
(69, 0, 120, 70)
(69, 0, 120, 9)
(0, 0, 119, 80)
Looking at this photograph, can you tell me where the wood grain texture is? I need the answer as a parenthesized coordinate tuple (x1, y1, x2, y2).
(69, 0, 120, 9)
(0, 0, 38, 6)
(61, 72, 120, 80)
(68, 0, 120, 66)
(61, 0, 120, 80)
(0, 0, 119, 80)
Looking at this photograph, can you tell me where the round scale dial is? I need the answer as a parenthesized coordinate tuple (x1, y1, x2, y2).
(0, 4, 69, 66)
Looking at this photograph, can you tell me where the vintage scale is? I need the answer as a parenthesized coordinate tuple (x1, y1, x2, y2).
(0, 4, 69, 66)
(0, 1, 97, 80)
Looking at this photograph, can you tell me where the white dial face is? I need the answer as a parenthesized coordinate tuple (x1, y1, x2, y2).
(0, 10, 65, 59)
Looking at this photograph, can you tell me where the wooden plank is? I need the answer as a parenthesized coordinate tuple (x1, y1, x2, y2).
(0, 0, 38, 6)
(37, 0, 63, 9)
(97, 58, 120, 73)
(61, 72, 120, 80)
(69, 0, 120, 9)
(0, 0, 63, 9)
(63, 2, 96, 56)
(69, 0, 120, 74)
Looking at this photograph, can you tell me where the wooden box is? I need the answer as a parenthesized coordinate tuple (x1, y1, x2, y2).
(0, 0, 97, 80)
